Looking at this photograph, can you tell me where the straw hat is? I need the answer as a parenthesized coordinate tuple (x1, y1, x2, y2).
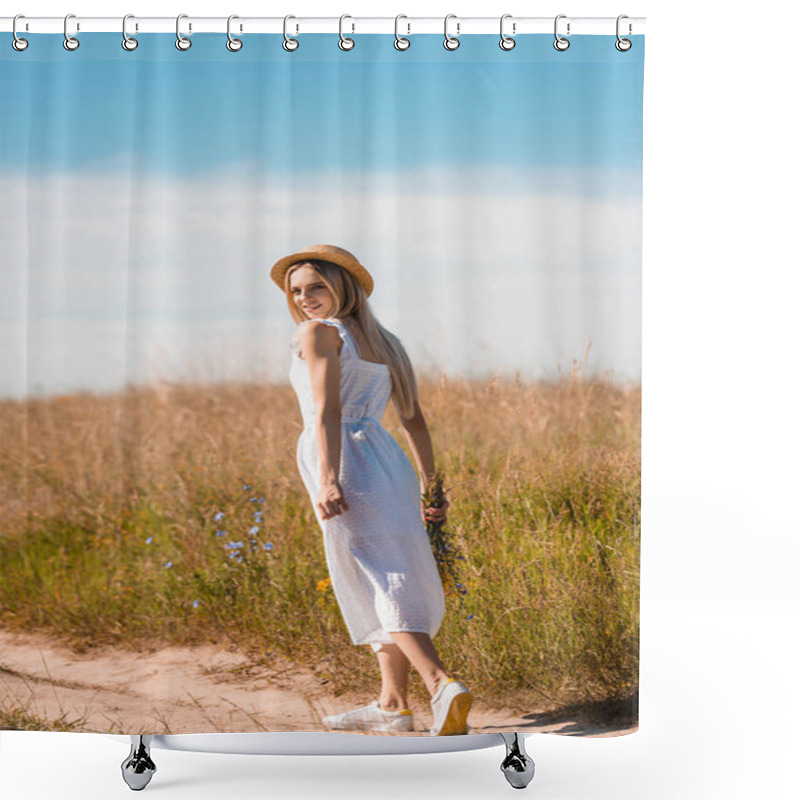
(270, 244, 374, 297)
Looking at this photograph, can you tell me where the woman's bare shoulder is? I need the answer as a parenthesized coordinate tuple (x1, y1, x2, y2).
(296, 319, 343, 354)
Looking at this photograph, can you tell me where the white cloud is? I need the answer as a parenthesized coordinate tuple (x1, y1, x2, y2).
(1, 163, 641, 398)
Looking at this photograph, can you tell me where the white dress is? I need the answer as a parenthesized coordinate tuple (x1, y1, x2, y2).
(288, 317, 446, 652)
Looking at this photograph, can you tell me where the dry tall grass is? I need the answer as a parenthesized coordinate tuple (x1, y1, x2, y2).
(1, 363, 640, 713)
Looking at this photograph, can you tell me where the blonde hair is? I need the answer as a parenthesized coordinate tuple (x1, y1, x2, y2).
(283, 259, 418, 420)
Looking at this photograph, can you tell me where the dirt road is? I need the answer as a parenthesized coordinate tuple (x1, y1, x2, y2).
(1, 629, 635, 737)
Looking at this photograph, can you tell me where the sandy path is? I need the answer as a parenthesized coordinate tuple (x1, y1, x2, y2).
(1, 629, 634, 737)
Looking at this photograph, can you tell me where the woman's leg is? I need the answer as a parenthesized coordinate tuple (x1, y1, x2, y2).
(376, 643, 411, 711)
(388, 631, 451, 698)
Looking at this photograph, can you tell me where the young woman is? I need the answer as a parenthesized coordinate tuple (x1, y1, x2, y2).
(271, 243, 472, 736)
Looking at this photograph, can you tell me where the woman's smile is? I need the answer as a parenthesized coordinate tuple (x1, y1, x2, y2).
(289, 265, 335, 318)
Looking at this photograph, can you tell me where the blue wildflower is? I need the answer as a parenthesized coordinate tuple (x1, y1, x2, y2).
(213, 512, 224, 521)
(164, 561, 172, 569)
(467, 614, 474, 620)
(192, 600, 200, 608)
(249, 525, 259, 535)
(263, 542, 273, 551)
(215, 530, 227, 537)
(224, 541, 244, 550)
(243, 484, 251, 491)
(145, 536, 153, 544)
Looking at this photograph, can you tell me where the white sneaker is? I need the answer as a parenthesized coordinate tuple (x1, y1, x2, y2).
(322, 700, 415, 733)
(429, 679, 472, 736)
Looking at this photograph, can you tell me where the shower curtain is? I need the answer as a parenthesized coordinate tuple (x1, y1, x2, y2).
(0, 25, 644, 739)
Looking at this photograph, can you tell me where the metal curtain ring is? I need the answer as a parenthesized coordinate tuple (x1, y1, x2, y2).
(553, 14, 570, 51)
(283, 15, 299, 51)
(616, 14, 632, 51)
(122, 14, 138, 51)
(176, 14, 191, 50)
(12, 14, 28, 51)
(339, 14, 355, 50)
(227, 15, 243, 51)
(63, 13, 79, 51)
(444, 14, 460, 51)
(499, 14, 516, 50)
(394, 14, 410, 50)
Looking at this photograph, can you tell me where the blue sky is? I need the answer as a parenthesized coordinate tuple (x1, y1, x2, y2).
(1, 33, 643, 176)
(1, 34, 644, 399)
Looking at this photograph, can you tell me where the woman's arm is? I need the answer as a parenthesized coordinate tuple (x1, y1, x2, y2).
(299, 322, 350, 520)
(397, 399, 436, 490)
(398, 399, 449, 525)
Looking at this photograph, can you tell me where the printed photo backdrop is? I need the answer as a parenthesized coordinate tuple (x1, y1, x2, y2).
(1, 31, 643, 736)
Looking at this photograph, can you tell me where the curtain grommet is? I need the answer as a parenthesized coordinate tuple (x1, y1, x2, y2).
(499, 14, 516, 51)
(339, 15, 355, 50)
(12, 14, 29, 51)
(553, 14, 570, 51)
(63, 13, 79, 51)
(226, 15, 243, 52)
(394, 15, 410, 51)
(443, 14, 460, 51)
(283, 15, 299, 51)
(615, 15, 633, 51)
(175, 14, 191, 51)
(121, 14, 138, 51)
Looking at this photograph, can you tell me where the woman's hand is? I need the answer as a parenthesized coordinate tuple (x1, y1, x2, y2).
(318, 481, 350, 521)
(421, 496, 450, 526)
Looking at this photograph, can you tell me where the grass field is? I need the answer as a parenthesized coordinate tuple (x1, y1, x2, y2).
(1, 363, 640, 717)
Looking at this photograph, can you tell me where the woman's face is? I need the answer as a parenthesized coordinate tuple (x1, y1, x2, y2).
(289, 265, 335, 319)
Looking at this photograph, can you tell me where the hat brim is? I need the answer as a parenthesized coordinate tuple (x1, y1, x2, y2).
(270, 250, 374, 297)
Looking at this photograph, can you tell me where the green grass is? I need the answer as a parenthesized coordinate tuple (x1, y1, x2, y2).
(0, 697, 88, 732)
(1, 371, 640, 711)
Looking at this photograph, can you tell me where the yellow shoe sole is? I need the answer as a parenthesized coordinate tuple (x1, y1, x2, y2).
(435, 690, 473, 735)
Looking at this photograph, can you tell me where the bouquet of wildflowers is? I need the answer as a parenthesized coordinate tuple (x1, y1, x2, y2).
(422, 470, 470, 614)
